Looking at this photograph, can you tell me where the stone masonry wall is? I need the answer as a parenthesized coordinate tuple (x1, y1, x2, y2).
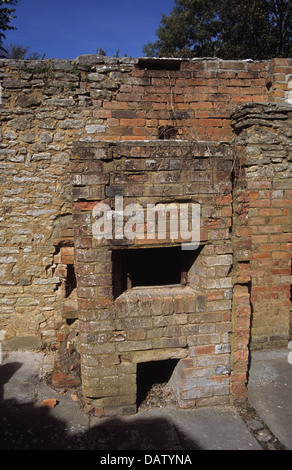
(0, 55, 291, 353)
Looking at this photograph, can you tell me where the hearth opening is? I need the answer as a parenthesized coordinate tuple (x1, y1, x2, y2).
(112, 246, 197, 298)
(136, 359, 179, 408)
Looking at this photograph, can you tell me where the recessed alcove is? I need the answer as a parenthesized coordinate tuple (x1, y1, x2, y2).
(136, 359, 180, 408)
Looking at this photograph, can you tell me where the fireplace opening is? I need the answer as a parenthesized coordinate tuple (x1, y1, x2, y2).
(112, 246, 198, 298)
(136, 359, 179, 408)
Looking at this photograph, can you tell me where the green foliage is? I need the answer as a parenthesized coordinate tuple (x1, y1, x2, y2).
(0, 0, 18, 53)
(96, 47, 129, 58)
(96, 47, 107, 56)
(143, 0, 292, 59)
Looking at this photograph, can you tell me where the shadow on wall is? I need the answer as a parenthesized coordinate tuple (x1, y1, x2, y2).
(0, 362, 201, 451)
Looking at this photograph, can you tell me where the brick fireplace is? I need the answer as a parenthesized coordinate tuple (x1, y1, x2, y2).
(70, 139, 242, 416)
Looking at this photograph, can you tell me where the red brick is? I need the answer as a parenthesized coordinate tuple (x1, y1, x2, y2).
(236, 306, 251, 317)
(206, 292, 224, 301)
(259, 208, 283, 216)
(271, 251, 291, 259)
(56, 331, 69, 342)
(193, 345, 215, 356)
(120, 118, 145, 127)
(51, 372, 80, 388)
(237, 317, 251, 329)
(272, 198, 292, 207)
(216, 195, 232, 205)
(200, 118, 223, 127)
(251, 252, 270, 260)
(73, 200, 98, 211)
(258, 243, 281, 252)
(40, 399, 58, 408)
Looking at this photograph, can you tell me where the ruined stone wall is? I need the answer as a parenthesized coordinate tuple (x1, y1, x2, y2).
(0, 55, 291, 352)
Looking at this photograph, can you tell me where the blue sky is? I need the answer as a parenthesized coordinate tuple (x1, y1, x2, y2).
(3, 0, 175, 59)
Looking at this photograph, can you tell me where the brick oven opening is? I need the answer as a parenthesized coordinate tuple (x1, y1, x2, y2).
(136, 359, 180, 408)
(112, 246, 197, 299)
